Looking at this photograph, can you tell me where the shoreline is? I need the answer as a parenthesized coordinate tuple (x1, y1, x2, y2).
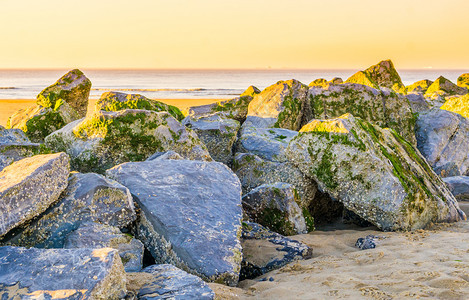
(0, 98, 225, 127)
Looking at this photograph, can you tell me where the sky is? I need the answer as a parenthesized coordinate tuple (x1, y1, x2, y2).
(0, 0, 468, 69)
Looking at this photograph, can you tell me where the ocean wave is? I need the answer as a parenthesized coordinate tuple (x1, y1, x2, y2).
(91, 88, 206, 92)
(0, 87, 16, 90)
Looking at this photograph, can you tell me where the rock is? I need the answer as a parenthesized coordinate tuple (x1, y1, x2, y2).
(106, 159, 243, 286)
(329, 77, 343, 84)
(127, 264, 215, 299)
(309, 78, 328, 87)
(240, 222, 312, 280)
(146, 150, 183, 161)
(183, 114, 240, 165)
(415, 108, 469, 177)
(45, 109, 211, 173)
(37, 69, 91, 118)
(0, 127, 40, 172)
(242, 183, 311, 235)
(244, 79, 310, 131)
(457, 73, 469, 89)
(345, 59, 406, 93)
(286, 113, 465, 231)
(425, 76, 467, 102)
(309, 82, 417, 145)
(0, 246, 126, 299)
(1, 172, 136, 248)
(440, 94, 469, 119)
(355, 235, 382, 250)
(95, 91, 184, 121)
(0, 153, 69, 238)
(443, 176, 469, 201)
(64, 222, 144, 272)
(406, 93, 430, 113)
(406, 79, 433, 94)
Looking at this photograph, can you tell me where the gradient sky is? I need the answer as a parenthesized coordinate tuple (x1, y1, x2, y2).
(1, 0, 468, 69)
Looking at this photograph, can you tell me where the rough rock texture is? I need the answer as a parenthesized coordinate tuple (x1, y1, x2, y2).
(345, 60, 406, 93)
(244, 79, 310, 131)
(440, 94, 469, 119)
(186, 86, 259, 122)
(457, 73, 469, 88)
(0, 153, 69, 238)
(1, 172, 136, 248)
(65, 222, 144, 272)
(146, 150, 183, 161)
(182, 114, 240, 165)
(416, 109, 469, 177)
(406, 93, 430, 113)
(309, 83, 417, 145)
(425, 76, 467, 101)
(240, 222, 312, 280)
(406, 79, 433, 94)
(309, 78, 328, 87)
(0, 127, 39, 172)
(242, 183, 311, 235)
(329, 77, 343, 84)
(37, 69, 91, 118)
(443, 176, 469, 201)
(0, 246, 126, 299)
(131, 264, 215, 299)
(106, 159, 243, 286)
(45, 109, 211, 173)
(286, 113, 465, 231)
(95, 92, 184, 121)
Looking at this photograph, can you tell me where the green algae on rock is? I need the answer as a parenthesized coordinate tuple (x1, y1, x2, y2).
(309, 83, 417, 145)
(44, 109, 211, 173)
(406, 79, 434, 94)
(425, 76, 468, 101)
(440, 94, 469, 119)
(345, 59, 406, 94)
(308, 78, 328, 87)
(95, 91, 184, 121)
(286, 113, 466, 231)
(457, 73, 469, 88)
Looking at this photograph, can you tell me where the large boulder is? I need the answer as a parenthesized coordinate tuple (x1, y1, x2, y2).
(425, 76, 467, 103)
(415, 108, 469, 177)
(95, 91, 184, 121)
(440, 94, 469, 119)
(242, 183, 311, 235)
(443, 176, 469, 201)
(240, 222, 312, 280)
(286, 113, 465, 231)
(406, 79, 433, 94)
(244, 79, 310, 131)
(406, 93, 430, 113)
(309, 83, 416, 145)
(106, 159, 243, 286)
(309, 78, 328, 87)
(345, 59, 406, 94)
(45, 109, 211, 173)
(127, 264, 215, 299)
(1, 172, 136, 248)
(0, 153, 69, 239)
(457, 73, 469, 89)
(182, 114, 240, 165)
(64, 222, 144, 272)
(0, 246, 126, 299)
(0, 127, 39, 172)
(7, 69, 91, 142)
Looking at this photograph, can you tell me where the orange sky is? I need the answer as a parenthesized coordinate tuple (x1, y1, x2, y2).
(1, 0, 468, 69)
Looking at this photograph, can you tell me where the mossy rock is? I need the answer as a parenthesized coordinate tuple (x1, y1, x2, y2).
(309, 83, 417, 145)
(440, 94, 469, 119)
(329, 77, 343, 84)
(286, 113, 465, 231)
(308, 78, 328, 87)
(36, 69, 91, 118)
(95, 91, 184, 121)
(425, 76, 468, 99)
(457, 73, 469, 88)
(44, 109, 211, 173)
(345, 60, 406, 94)
(406, 79, 434, 94)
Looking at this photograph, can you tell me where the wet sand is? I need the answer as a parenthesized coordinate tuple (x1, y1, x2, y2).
(0, 98, 224, 126)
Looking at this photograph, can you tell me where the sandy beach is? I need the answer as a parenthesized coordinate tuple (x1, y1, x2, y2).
(0, 98, 224, 127)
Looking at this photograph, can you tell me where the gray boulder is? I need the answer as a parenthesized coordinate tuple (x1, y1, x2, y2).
(0, 153, 69, 238)
(443, 176, 469, 201)
(183, 114, 240, 165)
(0, 246, 126, 299)
(45, 109, 212, 173)
(240, 222, 312, 280)
(146, 150, 184, 161)
(0, 127, 40, 172)
(64, 222, 144, 272)
(106, 159, 243, 286)
(1, 172, 136, 248)
(133, 264, 215, 299)
(416, 108, 469, 177)
(286, 113, 465, 231)
(242, 183, 311, 235)
(406, 93, 430, 113)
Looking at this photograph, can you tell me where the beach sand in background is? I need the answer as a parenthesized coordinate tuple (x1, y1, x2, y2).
(0, 98, 224, 126)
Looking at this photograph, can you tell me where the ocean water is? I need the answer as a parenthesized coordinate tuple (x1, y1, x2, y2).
(0, 69, 466, 101)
